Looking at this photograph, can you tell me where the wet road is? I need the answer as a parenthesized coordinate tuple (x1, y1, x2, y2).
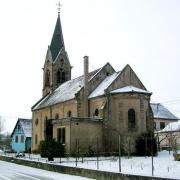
(0, 160, 93, 180)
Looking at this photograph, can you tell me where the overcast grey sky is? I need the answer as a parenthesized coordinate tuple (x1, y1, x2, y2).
(0, 0, 180, 133)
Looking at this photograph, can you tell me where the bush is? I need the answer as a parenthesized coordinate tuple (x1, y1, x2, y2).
(135, 132, 157, 156)
(38, 139, 65, 161)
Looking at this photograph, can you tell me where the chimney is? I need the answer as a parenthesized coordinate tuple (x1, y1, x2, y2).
(84, 56, 89, 117)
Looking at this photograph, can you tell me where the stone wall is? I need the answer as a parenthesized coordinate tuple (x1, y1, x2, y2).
(32, 99, 77, 151)
(70, 118, 103, 153)
(0, 155, 174, 180)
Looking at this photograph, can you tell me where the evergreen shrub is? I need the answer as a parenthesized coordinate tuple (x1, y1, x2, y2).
(38, 138, 65, 161)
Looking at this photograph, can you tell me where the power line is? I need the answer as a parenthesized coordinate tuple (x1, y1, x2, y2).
(163, 105, 180, 113)
(160, 99, 180, 105)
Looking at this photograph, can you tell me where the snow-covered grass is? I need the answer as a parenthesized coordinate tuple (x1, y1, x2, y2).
(4, 151, 180, 179)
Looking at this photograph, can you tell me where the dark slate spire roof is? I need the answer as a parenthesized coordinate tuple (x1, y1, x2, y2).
(50, 14, 65, 61)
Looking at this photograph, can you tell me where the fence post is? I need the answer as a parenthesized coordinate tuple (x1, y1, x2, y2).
(76, 139, 78, 167)
(151, 135, 154, 176)
(118, 134, 121, 172)
(145, 136, 147, 158)
(97, 137, 99, 170)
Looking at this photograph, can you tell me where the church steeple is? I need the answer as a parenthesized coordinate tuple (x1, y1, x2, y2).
(50, 14, 65, 61)
(42, 11, 72, 97)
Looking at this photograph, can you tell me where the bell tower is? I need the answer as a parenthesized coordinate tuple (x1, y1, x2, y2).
(42, 10, 71, 97)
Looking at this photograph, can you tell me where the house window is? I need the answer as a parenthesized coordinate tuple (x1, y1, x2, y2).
(57, 127, 65, 144)
(160, 122, 165, 130)
(67, 111, 72, 117)
(15, 136, 18, 143)
(128, 109, 136, 129)
(21, 135, 24, 143)
(35, 134, 38, 145)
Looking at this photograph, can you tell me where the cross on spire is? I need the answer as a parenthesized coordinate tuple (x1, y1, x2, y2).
(57, 1, 62, 14)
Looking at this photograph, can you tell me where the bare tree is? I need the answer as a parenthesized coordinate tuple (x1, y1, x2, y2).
(0, 116, 4, 129)
(0, 116, 5, 144)
(157, 131, 180, 155)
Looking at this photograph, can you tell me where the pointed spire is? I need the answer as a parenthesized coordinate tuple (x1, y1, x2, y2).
(50, 13, 65, 61)
(57, 1, 61, 14)
(45, 46, 53, 63)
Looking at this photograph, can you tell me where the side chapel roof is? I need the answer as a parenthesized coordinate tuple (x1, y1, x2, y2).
(111, 86, 152, 95)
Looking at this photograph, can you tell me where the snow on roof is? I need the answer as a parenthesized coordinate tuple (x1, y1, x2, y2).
(160, 120, 180, 132)
(11, 118, 32, 138)
(151, 103, 179, 120)
(33, 69, 100, 110)
(19, 119, 32, 138)
(88, 72, 120, 99)
(111, 85, 151, 95)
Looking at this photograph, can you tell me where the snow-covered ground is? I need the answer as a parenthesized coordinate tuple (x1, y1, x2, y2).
(2, 151, 180, 179)
(0, 160, 94, 180)
(57, 151, 180, 179)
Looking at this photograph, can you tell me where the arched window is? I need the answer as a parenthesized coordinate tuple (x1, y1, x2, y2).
(35, 118, 39, 126)
(94, 109, 99, 117)
(128, 109, 136, 128)
(60, 59, 64, 65)
(67, 111, 72, 117)
(56, 69, 66, 85)
(62, 71, 65, 82)
(57, 70, 61, 84)
(55, 113, 59, 119)
(45, 70, 50, 86)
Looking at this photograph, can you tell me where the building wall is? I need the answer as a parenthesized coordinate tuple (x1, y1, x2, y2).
(70, 120, 103, 153)
(76, 63, 115, 117)
(106, 65, 146, 93)
(32, 99, 77, 151)
(103, 93, 151, 152)
(52, 119, 103, 154)
(89, 97, 106, 118)
(42, 58, 53, 96)
(53, 121, 71, 152)
(88, 63, 115, 94)
(52, 50, 71, 90)
(154, 118, 178, 131)
(11, 124, 26, 153)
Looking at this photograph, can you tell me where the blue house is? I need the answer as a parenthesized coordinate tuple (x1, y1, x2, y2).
(11, 118, 32, 153)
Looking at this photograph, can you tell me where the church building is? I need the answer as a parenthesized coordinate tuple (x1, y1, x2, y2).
(32, 12, 153, 153)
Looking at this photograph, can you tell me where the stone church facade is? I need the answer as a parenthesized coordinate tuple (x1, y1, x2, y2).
(32, 13, 153, 154)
